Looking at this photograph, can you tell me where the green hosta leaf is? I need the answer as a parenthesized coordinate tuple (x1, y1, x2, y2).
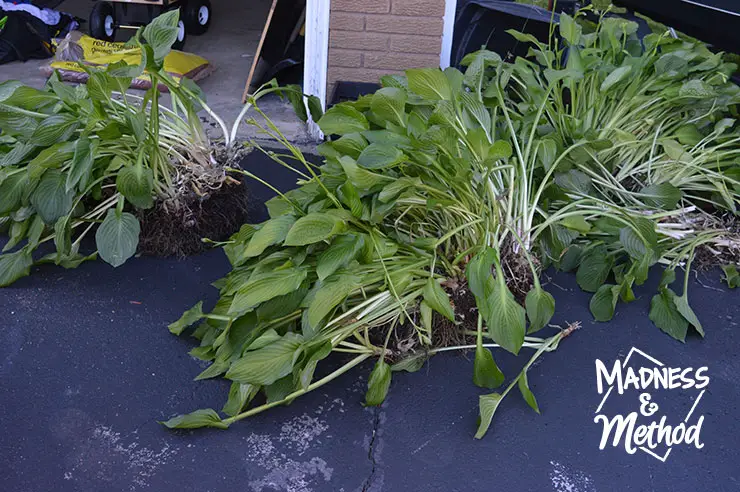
(338, 156, 391, 192)
(195, 360, 229, 381)
(365, 358, 392, 406)
(554, 169, 592, 195)
(488, 140, 512, 161)
(649, 288, 688, 342)
(168, 301, 205, 335)
(30, 170, 74, 224)
(559, 13, 581, 46)
(317, 234, 364, 280)
(0, 142, 36, 167)
(576, 246, 612, 292)
(161, 408, 229, 430)
(473, 342, 505, 389)
(0, 173, 27, 215)
(299, 342, 333, 389)
(466, 248, 496, 301)
(357, 143, 404, 169)
(474, 392, 502, 439)
(307, 273, 360, 329)
(143, 9, 180, 60)
(537, 139, 558, 171)
(422, 278, 455, 322)
(229, 268, 307, 314)
(27, 141, 75, 179)
(406, 68, 452, 101)
(391, 352, 428, 373)
(619, 219, 658, 262)
(66, 137, 96, 192)
(662, 139, 691, 163)
(639, 183, 682, 210)
(675, 124, 703, 146)
(226, 333, 304, 386)
(484, 275, 526, 355)
(116, 165, 154, 209)
(327, 133, 368, 159)
(589, 284, 620, 322)
(257, 285, 308, 321)
(95, 210, 140, 268)
(317, 105, 369, 135)
(0, 248, 33, 287)
(284, 212, 346, 246)
(378, 177, 421, 203)
(222, 382, 259, 416)
(560, 215, 591, 233)
(518, 372, 540, 413)
(679, 79, 716, 98)
(673, 295, 704, 337)
(721, 264, 740, 288)
(370, 87, 407, 127)
(525, 287, 555, 333)
(243, 215, 296, 258)
(600, 66, 631, 91)
(30, 115, 78, 146)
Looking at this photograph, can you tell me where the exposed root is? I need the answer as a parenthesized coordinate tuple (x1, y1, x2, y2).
(137, 144, 252, 257)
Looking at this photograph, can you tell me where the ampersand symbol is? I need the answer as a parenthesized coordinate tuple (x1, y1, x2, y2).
(639, 393, 659, 416)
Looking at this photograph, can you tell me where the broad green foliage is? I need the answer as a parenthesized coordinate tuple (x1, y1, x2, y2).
(0, 11, 212, 285)
(163, 9, 737, 436)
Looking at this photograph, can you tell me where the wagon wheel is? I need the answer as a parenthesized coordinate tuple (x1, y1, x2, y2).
(90, 2, 117, 42)
(183, 0, 212, 35)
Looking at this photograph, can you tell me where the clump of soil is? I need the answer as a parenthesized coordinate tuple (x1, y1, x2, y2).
(137, 144, 252, 257)
(691, 211, 740, 271)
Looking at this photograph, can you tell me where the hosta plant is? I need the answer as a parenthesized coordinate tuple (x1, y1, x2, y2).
(160, 11, 735, 435)
(0, 10, 244, 287)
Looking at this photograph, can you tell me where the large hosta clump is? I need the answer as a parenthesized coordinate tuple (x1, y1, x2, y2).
(0, 11, 245, 287)
(165, 11, 739, 434)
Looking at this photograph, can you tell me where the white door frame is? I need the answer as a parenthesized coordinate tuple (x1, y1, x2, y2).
(440, 0, 457, 68)
(303, 0, 331, 139)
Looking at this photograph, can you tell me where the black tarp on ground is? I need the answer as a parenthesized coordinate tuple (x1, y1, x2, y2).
(1, 150, 738, 491)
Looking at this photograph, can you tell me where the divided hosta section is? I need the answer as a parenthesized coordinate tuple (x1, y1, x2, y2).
(0, 10, 240, 287)
(164, 9, 739, 435)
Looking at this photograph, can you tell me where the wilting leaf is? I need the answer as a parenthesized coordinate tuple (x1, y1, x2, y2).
(422, 277, 455, 322)
(518, 372, 540, 413)
(649, 288, 688, 342)
(168, 301, 205, 335)
(465, 247, 496, 301)
(474, 392, 502, 439)
(589, 284, 620, 322)
(161, 408, 229, 429)
(226, 332, 303, 386)
(483, 275, 526, 354)
(721, 264, 740, 288)
(95, 210, 140, 267)
(365, 358, 392, 406)
(473, 342, 505, 389)
(222, 382, 259, 416)
(525, 287, 555, 333)
(673, 294, 704, 337)
(391, 352, 428, 373)
(0, 248, 33, 287)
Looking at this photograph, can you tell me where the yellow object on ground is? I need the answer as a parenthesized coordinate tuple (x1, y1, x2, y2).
(41, 32, 213, 91)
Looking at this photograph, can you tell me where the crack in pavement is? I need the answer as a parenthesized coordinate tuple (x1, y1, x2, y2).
(361, 408, 381, 492)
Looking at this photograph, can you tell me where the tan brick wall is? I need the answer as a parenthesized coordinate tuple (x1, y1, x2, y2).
(327, 0, 445, 98)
